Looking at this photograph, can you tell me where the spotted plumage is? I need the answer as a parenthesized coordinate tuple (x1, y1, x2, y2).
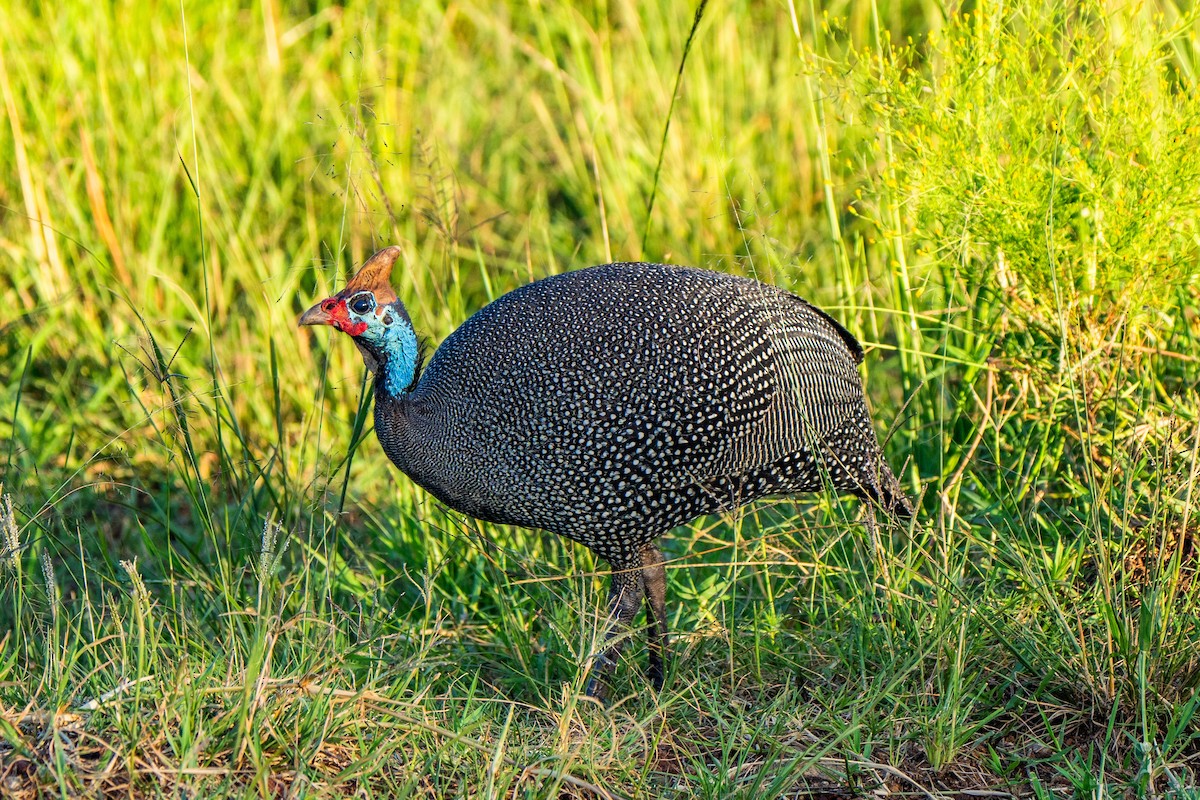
(301, 246, 913, 699)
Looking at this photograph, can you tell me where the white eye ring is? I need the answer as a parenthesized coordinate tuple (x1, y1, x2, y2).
(349, 293, 374, 314)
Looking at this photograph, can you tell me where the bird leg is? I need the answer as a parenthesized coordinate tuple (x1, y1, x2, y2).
(640, 542, 669, 691)
(585, 561, 644, 701)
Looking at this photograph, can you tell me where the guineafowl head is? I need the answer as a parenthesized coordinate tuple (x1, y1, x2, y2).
(300, 246, 421, 395)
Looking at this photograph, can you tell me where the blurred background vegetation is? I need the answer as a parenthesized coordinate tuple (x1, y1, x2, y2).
(1, 0, 1199, 796)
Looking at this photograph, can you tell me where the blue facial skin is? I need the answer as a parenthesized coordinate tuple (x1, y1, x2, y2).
(345, 291, 419, 397)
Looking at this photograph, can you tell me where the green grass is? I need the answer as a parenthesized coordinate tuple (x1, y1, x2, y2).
(2, 0, 1199, 796)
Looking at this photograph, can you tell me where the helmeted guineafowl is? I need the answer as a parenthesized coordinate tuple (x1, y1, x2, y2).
(301, 246, 913, 700)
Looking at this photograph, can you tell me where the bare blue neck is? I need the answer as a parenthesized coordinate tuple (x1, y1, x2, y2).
(358, 306, 420, 398)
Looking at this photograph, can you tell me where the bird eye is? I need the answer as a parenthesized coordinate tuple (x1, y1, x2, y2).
(350, 294, 373, 314)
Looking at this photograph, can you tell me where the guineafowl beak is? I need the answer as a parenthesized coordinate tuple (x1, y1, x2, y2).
(299, 299, 335, 327)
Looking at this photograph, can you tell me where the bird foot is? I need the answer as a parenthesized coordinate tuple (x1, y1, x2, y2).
(584, 654, 616, 703)
(647, 664, 664, 692)
(584, 676, 610, 704)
